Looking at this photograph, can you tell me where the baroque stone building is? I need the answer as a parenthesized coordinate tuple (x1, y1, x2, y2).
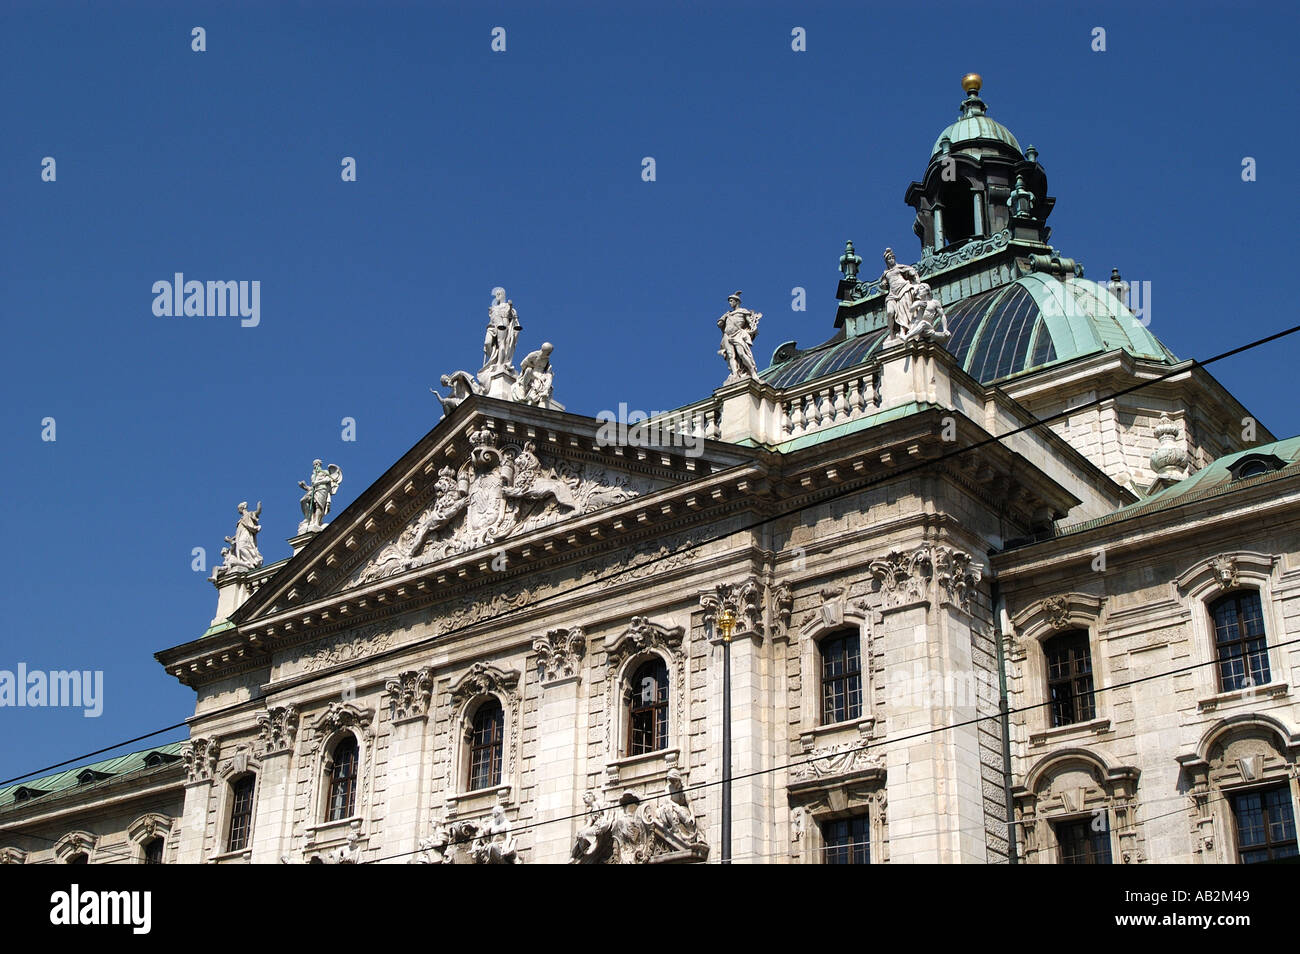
(3, 75, 1297, 865)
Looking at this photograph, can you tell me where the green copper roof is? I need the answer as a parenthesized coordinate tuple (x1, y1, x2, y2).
(764, 273, 1176, 390)
(932, 114, 1022, 157)
(1049, 437, 1300, 538)
(0, 741, 186, 812)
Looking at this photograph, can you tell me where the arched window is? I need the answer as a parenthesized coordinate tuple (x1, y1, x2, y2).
(1211, 591, 1270, 692)
(468, 700, 504, 791)
(226, 774, 256, 851)
(820, 631, 862, 725)
(1044, 630, 1095, 727)
(627, 658, 670, 755)
(327, 736, 360, 822)
(66, 853, 88, 864)
(142, 837, 165, 865)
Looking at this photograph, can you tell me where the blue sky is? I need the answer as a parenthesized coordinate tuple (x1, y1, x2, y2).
(1, 0, 1296, 782)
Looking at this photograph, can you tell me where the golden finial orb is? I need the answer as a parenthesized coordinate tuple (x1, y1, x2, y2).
(961, 73, 983, 94)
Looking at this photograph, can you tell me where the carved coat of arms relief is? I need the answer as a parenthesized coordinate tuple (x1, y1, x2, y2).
(350, 427, 644, 587)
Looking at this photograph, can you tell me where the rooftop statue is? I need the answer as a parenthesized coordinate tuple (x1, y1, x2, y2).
(298, 460, 343, 534)
(880, 247, 923, 345)
(482, 286, 522, 374)
(433, 289, 563, 411)
(718, 290, 762, 385)
(432, 370, 484, 416)
(213, 501, 263, 580)
(902, 283, 952, 343)
(512, 342, 556, 406)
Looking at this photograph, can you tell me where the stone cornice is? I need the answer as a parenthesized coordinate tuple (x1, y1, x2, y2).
(158, 461, 765, 687)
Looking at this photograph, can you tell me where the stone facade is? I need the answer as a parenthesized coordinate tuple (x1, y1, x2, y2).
(3, 77, 1296, 866)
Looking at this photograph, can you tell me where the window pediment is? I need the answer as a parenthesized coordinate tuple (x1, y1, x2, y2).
(449, 662, 521, 707)
(311, 702, 375, 741)
(1173, 551, 1279, 598)
(605, 617, 685, 666)
(1011, 592, 1104, 641)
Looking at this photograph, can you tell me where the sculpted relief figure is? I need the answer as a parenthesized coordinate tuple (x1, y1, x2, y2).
(213, 501, 263, 580)
(351, 428, 638, 587)
(718, 291, 762, 384)
(413, 815, 452, 865)
(570, 775, 709, 864)
(504, 440, 579, 510)
(572, 792, 655, 864)
(482, 286, 522, 373)
(653, 769, 703, 846)
(298, 459, 343, 534)
(470, 804, 519, 864)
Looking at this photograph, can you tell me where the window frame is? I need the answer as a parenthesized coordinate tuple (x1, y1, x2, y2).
(226, 773, 257, 852)
(466, 698, 505, 792)
(1230, 783, 1299, 864)
(325, 735, 361, 823)
(1043, 629, 1096, 728)
(1052, 814, 1114, 865)
(626, 657, 671, 756)
(142, 836, 165, 865)
(818, 629, 864, 727)
(1209, 589, 1271, 693)
(820, 814, 871, 864)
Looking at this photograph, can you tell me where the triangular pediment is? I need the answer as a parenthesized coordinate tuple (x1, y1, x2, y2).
(231, 396, 757, 624)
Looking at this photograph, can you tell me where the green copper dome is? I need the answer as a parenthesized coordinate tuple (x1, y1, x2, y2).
(763, 273, 1176, 389)
(930, 75, 1022, 159)
(931, 115, 1022, 158)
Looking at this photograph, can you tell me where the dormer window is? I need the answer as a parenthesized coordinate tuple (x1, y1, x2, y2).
(143, 751, 181, 768)
(76, 769, 112, 785)
(13, 787, 48, 802)
(1228, 453, 1286, 481)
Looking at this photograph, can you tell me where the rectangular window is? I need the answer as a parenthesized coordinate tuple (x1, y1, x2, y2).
(143, 838, 164, 865)
(469, 704, 504, 791)
(327, 738, 360, 822)
(1054, 815, 1112, 864)
(1046, 631, 1095, 727)
(1232, 785, 1299, 864)
(821, 816, 870, 864)
(1213, 592, 1271, 692)
(628, 659, 670, 755)
(821, 632, 863, 725)
(227, 776, 256, 852)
